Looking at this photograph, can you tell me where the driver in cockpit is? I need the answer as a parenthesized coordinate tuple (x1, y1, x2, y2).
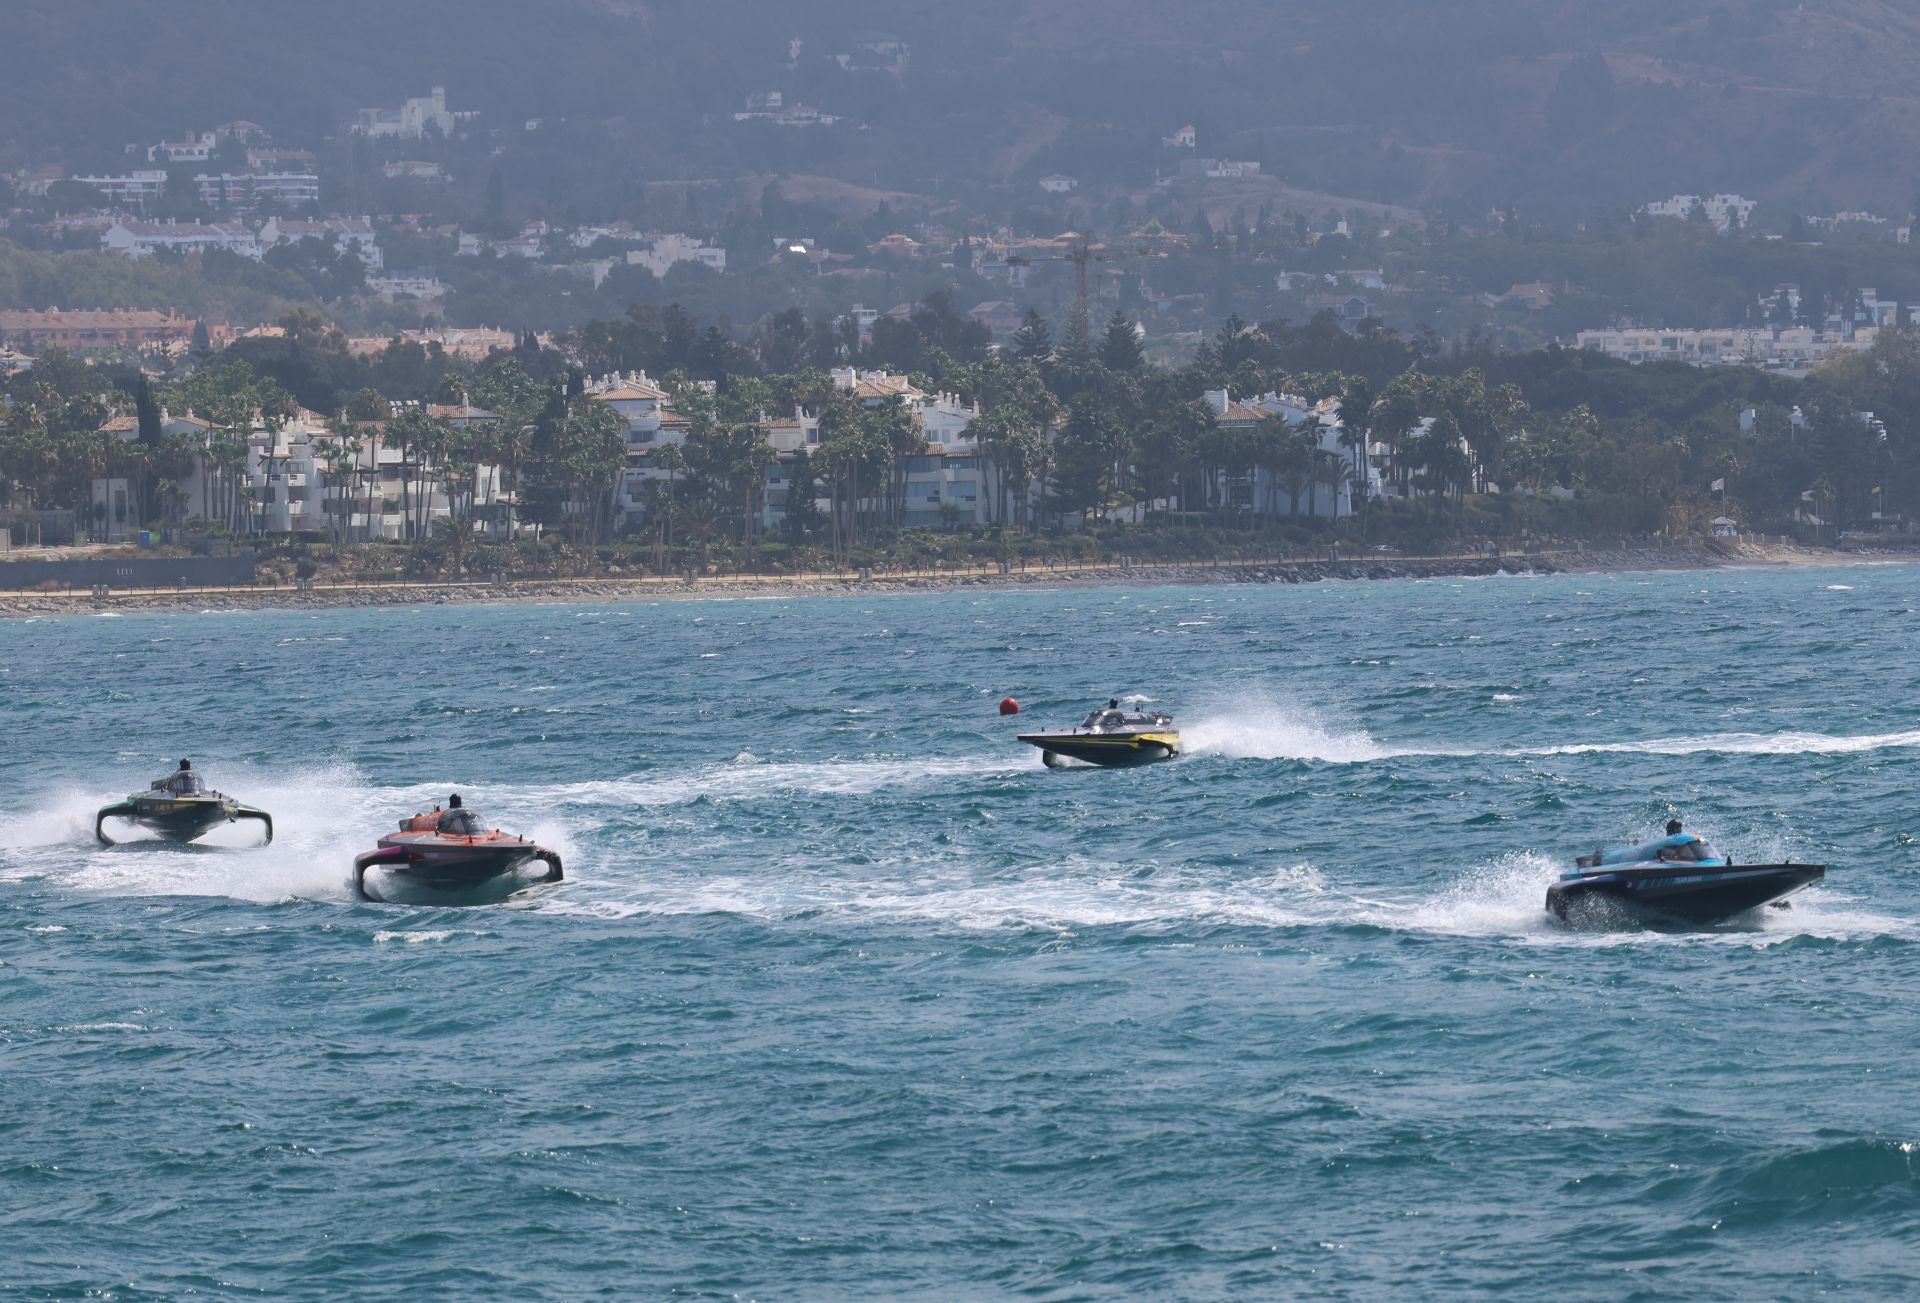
(155, 759, 204, 796)
(436, 793, 485, 836)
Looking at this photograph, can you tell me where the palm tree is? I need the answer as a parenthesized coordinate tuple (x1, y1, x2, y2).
(434, 511, 476, 578)
(1296, 414, 1326, 518)
(653, 440, 687, 559)
(317, 424, 363, 545)
(1317, 451, 1354, 522)
(1371, 375, 1425, 497)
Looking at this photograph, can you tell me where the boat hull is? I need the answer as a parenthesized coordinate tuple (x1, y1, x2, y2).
(1018, 731, 1181, 768)
(96, 795, 273, 846)
(1546, 862, 1824, 927)
(353, 836, 563, 901)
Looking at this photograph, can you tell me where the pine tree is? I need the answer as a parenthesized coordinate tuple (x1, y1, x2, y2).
(1059, 304, 1092, 365)
(1011, 309, 1052, 363)
(1099, 310, 1144, 372)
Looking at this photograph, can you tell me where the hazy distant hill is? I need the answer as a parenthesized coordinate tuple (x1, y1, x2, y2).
(6, 0, 1918, 220)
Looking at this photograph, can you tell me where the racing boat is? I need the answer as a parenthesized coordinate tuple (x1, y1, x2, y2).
(352, 794, 562, 902)
(1545, 832, 1823, 927)
(1018, 699, 1181, 768)
(95, 759, 272, 846)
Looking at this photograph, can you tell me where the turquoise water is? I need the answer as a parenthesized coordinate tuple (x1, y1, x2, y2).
(4, 566, 1919, 1299)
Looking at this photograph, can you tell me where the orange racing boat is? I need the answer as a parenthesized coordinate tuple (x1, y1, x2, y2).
(352, 793, 562, 902)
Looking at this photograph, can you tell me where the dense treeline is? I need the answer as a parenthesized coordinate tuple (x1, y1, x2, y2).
(4, 298, 1915, 576)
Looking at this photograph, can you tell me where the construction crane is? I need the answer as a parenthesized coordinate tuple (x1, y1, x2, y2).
(1004, 235, 1148, 346)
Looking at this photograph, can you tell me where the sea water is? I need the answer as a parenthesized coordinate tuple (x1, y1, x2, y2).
(3, 565, 1918, 1298)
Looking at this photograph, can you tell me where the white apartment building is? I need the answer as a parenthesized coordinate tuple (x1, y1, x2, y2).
(147, 133, 216, 164)
(1574, 326, 1875, 371)
(624, 233, 727, 278)
(258, 217, 383, 268)
(69, 171, 169, 206)
(101, 218, 262, 260)
(196, 171, 320, 212)
(353, 87, 469, 139)
(1204, 389, 1380, 516)
(364, 272, 446, 301)
(1640, 193, 1757, 231)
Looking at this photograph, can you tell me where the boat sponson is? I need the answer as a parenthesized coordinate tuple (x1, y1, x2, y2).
(353, 837, 562, 899)
(95, 795, 272, 845)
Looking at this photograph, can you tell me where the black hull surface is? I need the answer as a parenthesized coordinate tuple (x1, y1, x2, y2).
(1546, 863, 1824, 927)
(1018, 733, 1179, 768)
(96, 797, 272, 846)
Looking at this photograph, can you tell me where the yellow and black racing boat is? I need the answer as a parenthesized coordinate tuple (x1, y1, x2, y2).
(1018, 699, 1181, 768)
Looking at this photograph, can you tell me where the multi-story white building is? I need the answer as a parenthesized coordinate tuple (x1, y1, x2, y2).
(1640, 193, 1757, 231)
(382, 160, 449, 183)
(258, 217, 382, 268)
(68, 171, 169, 206)
(146, 133, 217, 164)
(1202, 389, 1378, 517)
(195, 171, 320, 212)
(101, 218, 262, 260)
(1573, 326, 1875, 371)
(353, 87, 471, 139)
(364, 272, 447, 301)
(624, 233, 727, 278)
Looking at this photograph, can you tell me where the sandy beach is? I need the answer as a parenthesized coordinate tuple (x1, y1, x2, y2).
(0, 539, 1901, 619)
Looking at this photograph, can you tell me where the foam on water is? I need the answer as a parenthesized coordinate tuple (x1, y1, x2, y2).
(1520, 728, 1920, 758)
(1182, 691, 1405, 763)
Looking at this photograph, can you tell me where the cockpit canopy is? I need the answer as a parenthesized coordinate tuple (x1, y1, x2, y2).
(1595, 833, 1723, 867)
(1079, 707, 1173, 732)
(436, 808, 487, 836)
(153, 771, 206, 796)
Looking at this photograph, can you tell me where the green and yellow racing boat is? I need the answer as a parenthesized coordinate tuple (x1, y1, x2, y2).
(95, 759, 273, 846)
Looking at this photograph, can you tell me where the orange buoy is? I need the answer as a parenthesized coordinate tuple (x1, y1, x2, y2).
(999, 697, 1021, 716)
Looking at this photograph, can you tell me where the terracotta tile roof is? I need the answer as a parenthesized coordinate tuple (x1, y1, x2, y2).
(852, 376, 922, 400)
(99, 414, 139, 433)
(598, 384, 668, 401)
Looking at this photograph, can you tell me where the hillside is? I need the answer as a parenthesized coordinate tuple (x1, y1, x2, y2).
(4, 1, 1918, 218)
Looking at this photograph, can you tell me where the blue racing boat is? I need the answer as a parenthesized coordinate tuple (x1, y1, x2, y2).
(1545, 832, 1823, 927)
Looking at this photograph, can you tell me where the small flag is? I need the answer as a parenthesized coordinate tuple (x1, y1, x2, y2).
(1710, 477, 1725, 492)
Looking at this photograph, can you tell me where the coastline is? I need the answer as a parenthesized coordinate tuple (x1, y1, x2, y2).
(0, 541, 1901, 618)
